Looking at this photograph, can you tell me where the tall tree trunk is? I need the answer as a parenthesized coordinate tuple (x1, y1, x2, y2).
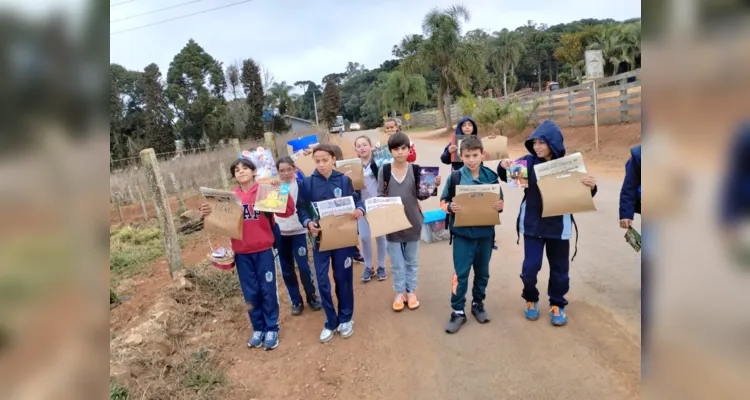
(537, 63, 542, 91)
(502, 72, 508, 98)
(443, 93, 453, 133)
(548, 55, 553, 83)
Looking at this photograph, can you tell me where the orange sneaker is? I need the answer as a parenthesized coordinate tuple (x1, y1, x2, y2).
(407, 292, 420, 309)
(393, 293, 405, 311)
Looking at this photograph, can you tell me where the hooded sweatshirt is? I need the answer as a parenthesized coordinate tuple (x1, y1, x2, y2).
(441, 116, 479, 171)
(619, 145, 641, 220)
(231, 183, 296, 254)
(497, 120, 597, 240)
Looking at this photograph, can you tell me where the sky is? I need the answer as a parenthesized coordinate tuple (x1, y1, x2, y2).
(109, 0, 640, 93)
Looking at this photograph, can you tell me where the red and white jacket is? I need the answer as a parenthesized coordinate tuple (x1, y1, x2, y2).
(230, 184, 295, 254)
(406, 142, 417, 163)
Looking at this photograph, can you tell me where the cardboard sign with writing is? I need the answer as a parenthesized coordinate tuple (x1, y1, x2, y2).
(453, 184, 502, 227)
(335, 159, 365, 190)
(537, 171, 597, 217)
(482, 135, 509, 161)
(199, 187, 243, 240)
(317, 213, 359, 251)
(366, 204, 413, 237)
(329, 135, 358, 160)
(294, 152, 316, 177)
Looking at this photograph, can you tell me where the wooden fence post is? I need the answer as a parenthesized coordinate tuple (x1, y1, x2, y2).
(115, 192, 124, 225)
(127, 186, 135, 205)
(230, 138, 241, 154)
(264, 132, 278, 159)
(619, 81, 628, 122)
(592, 79, 600, 152)
(567, 91, 573, 126)
(219, 163, 229, 189)
(140, 148, 183, 276)
(169, 173, 186, 211)
(135, 185, 149, 221)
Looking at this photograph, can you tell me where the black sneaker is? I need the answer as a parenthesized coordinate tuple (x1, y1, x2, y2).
(291, 302, 304, 316)
(471, 302, 490, 323)
(353, 255, 365, 263)
(308, 295, 322, 311)
(445, 311, 467, 334)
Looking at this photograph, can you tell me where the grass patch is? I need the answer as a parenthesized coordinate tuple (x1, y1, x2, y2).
(182, 348, 226, 393)
(110, 226, 164, 283)
(110, 380, 130, 400)
(190, 262, 241, 300)
(402, 125, 434, 133)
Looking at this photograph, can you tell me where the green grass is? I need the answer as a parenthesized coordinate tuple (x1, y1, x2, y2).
(110, 226, 164, 283)
(182, 348, 226, 394)
(110, 381, 130, 400)
(402, 125, 434, 133)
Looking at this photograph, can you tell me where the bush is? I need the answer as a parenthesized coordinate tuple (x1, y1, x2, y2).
(456, 91, 478, 119)
(110, 226, 164, 280)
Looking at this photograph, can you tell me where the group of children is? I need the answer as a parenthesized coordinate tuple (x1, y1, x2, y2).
(200, 116, 640, 350)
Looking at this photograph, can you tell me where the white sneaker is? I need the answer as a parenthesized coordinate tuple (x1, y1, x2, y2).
(319, 327, 335, 343)
(338, 321, 354, 338)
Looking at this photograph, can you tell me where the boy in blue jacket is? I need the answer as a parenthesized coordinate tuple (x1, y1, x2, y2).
(297, 144, 366, 343)
(497, 121, 598, 326)
(441, 135, 505, 334)
(441, 116, 479, 171)
(619, 145, 641, 229)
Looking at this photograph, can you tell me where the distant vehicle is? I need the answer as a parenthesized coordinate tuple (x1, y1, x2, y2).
(349, 123, 361, 131)
(545, 81, 560, 92)
(329, 115, 345, 133)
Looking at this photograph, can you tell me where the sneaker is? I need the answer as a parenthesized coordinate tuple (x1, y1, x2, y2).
(248, 331, 264, 348)
(406, 292, 420, 310)
(471, 302, 490, 323)
(445, 311, 467, 334)
(291, 302, 304, 316)
(549, 306, 568, 326)
(353, 254, 365, 263)
(338, 321, 354, 338)
(263, 331, 279, 350)
(376, 267, 387, 281)
(525, 302, 539, 321)
(361, 268, 375, 282)
(319, 327, 335, 343)
(308, 295, 322, 311)
(392, 293, 406, 311)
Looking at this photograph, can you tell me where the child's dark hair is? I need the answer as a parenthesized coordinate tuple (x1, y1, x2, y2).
(276, 155, 295, 169)
(387, 132, 410, 151)
(313, 143, 338, 159)
(459, 135, 484, 154)
(230, 158, 256, 179)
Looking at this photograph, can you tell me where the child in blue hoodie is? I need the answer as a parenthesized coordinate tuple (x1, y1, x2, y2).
(497, 121, 598, 326)
(441, 135, 505, 334)
(441, 117, 479, 171)
(297, 144, 366, 343)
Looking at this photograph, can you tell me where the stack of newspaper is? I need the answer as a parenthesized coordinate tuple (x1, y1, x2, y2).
(314, 196, 355, 218)
(364, 197, 402, 212)
(533, 152, 587, 179)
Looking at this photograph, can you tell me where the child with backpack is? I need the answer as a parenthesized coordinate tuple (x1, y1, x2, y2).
(354, 135, 388, 282)
(377, 132, 440, 311)
(274, 156, 323, 315)
(440, 135, 503, 333)
(296, 144, 365, 343)
(199, 155, 295, 350)
(497, 120, 598, 326)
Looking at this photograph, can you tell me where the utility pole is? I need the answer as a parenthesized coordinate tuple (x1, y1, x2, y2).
(313, 90, 320, 126)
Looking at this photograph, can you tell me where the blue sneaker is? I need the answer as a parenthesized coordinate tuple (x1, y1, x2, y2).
(549, 306, 568, 326)
(376, 267, 387, 281)
(361, 268, 374, 282)
(248, 331, 264, 348)
(525, 302, 539, 321)
(263, 331, 279, 350)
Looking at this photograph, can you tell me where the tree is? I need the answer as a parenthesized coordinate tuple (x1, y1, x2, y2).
(489, 28, 526, 97)
(321, 72, 347, 85)
(225, 62, 241, 99)
(400, 5, 485, 131)
(110, 70, 126, 159)
(241, 58, 264, 139)
(381, 71, 428, 116)
(267, 81, 294, 114)
(554, 32, 586, 83)
(141, 63, 175, 153)
(165, 39, 229, 147)
(321, 80, 341, 128)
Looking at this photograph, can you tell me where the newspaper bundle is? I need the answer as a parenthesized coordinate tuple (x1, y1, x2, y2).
(533, 152, 587, 179)
(335, 158, 361, 168)
(365, 197, 402, 212)
(314, 196, 355, 219)
(455, 184, 502, 196)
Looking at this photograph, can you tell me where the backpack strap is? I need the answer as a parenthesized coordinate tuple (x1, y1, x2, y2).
(369, 159, 379, 182)
(571, 215, 579, 262)
(382, 163, 392, 196)
(446, 170, 461, 245)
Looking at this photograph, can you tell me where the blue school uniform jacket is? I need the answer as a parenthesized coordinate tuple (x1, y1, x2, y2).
(296, 169, 365, 229)
(441, 116, 479, 171)
(720, 121, 750, 226)
(440, 165, 501, 239)
(619, 145, 641, 220)
(497, 120, 598, 240)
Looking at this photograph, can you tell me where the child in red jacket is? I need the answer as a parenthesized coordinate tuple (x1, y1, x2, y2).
(199, 155, 295, 351)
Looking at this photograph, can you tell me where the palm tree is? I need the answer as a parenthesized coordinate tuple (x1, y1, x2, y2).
(621, 22, 641, 71)
(267, 81, 294, 114)
(381, 71, 429, 117)
(400, 4, 485, 131)
(489, 28, 525, 97)
(587, 24, 629, 76)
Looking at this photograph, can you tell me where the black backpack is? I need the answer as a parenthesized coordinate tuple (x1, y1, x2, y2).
(444, 169, 502, 246)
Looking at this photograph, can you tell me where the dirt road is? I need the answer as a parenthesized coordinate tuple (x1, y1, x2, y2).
(223, 129, 641, 400)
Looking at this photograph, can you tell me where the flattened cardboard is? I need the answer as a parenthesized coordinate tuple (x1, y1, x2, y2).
(453, 192, 501, 227)
(329, 135, 358, 160)
(318, 213, 359, 251)
(295, 152, 316, 177)
(365, 204, 412, 237)
(482, 135, 509, 161)
(202, 193, 243, 240)
(537, 171, 597, 217)
(335, 161, 365, 190)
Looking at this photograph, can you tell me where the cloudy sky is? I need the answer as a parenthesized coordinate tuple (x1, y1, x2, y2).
(110, 0, 640, 91)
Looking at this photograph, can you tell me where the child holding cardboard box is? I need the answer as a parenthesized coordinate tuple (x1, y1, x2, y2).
(354, 135, 389, 282)
(440, 135, 503, 334)
(377, 132, 440, 311)
(199, 155, 296, 350)
(497, 120, 597, 326)
(296, 144, 366, 343)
